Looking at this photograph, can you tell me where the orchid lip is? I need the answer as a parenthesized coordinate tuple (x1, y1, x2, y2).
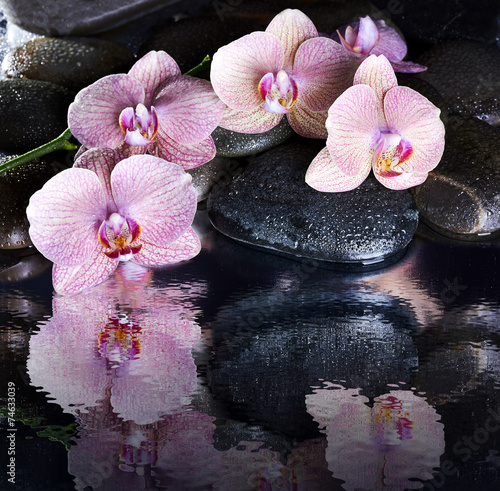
(119, 104, 159, 146)
(258, 70, 299, 114)
(373, 132, 414, 178)
(98, 213, 143, 261)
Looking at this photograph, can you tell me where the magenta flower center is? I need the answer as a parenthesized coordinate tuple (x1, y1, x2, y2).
(119, 103, 159, 146)
(98, 316, 142, 366)
(98, 213, 143, 261)
(373, 132, 414, 178)
(258, 70, 299, 114)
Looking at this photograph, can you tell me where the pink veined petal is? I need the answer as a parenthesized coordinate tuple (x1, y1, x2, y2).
(132, 227, 201, 267)
(389, 60, 427, 73)
(352, 16, 380, 54)
(217, 105, 283, 134)
(111, 155, 197, 247)
(68, 74, 145, 149)
(370, 20, 407, 62)
(265, 8, 318, 71)
(26, 168, 107, 267)
(384, 86, 445, 174)
(293, 37, 355, 112)
(153, 131, 216, 169)
(211, 31, 284, 111)
(153, 76, 225, 145)
(353, 54, 398, 128)
(306, 146, 371, 192)
(52, 244, 118, 295)
(287, 99, 328, 139)
(128, 50, 181, 107)
(74, 147, 131, 214)
(325, 84, 379, 176)
(374, 169, 429, 190)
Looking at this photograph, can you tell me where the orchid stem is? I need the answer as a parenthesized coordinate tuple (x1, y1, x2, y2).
(0, 128, 77, 175)
(184, 55, 211, 77)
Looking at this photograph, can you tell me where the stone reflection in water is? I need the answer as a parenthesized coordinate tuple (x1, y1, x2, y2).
(306, 382, 445, 490)
(207, 287, 418, 440)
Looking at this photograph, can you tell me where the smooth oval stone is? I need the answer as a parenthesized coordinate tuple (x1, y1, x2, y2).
(416, 40, 500, 126)
(186, 157, 243, 203)
(0, 155, 66, 249)
(213, 117, 295, 158)
(207, 141, 419, 264)
(410, 115, 500, 239)
(0, 79, 74, 152)
(0, 0, 212, 36)
(2, 37, 134, 92)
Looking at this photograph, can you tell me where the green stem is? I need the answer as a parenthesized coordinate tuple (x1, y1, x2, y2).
(184, 55, 211, 77)
(0, 128, 77, 175)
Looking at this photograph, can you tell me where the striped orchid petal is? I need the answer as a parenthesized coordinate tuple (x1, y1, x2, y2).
(153, 131, 217, 169)
(287, 100, 328, 139)
(153, 76, 225, 145)
(218, 105, 283, 134)
(128, 50, 181, 106)
(68, 74, 145, 149)
(374, 170, 430, 190)
(27, 168, 107, 267)
(325, 84, 379, 176)
(211, 31, 284, 111)
(132, 227, 201, 267)
(111, 155, 197, 247)
(306, 147, 371, 192)
(265, 8, 318, 71)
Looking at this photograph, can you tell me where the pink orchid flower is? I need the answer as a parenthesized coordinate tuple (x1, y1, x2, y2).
(68, 50, 226, 169)
(306, 55, 445, 192)
(335, 15, 427, 73)
(26, 149, 200, 295)
(210, 8, 353, 139)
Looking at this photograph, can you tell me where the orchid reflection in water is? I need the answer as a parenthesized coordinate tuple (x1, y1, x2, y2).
(306, 54, 445, 192)
(211, 8, 353, 138)
(306, 382, 445, 490)
(68, 50, 225, 168)
(26, 149, 200, 295)
(335, 15, 427, 73)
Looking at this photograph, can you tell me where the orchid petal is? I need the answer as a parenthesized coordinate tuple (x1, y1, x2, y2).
(218, 105, 283, 134)
(153, 131, 217, 169)
(370, 20, 407, 62)
(286, 100, 328, 139)
(52, 244, 118, 295)
(306, 146, 371, 192)
(325, 84, 379, 176)
(389, 60, 427, 73)
(132, 227, 200, 267)
(153, 76, 225, 145)
(211, 31, 284, 110)
(374, 170, 429, 190)
(265, 8, 318, 71)
(68, 74, 145, 149)
(111, 155, 197, 246)
(293, 37, 355, 112)
(353, 16, 380, 54)
(353, 54, 398, 127)
(73, 148, 126, 214)
(128, 50, 181, 106)
(27, 168, 107, 267)
(384, 86, 445, 174)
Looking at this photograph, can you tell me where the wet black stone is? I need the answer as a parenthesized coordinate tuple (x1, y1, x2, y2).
(0, 155, 68, 249)
(207, 141, 419, 264)
(410, 115, 500, 239)
(0, 79, 75, 152)
(2, 37, 134, 92)
(186, 157, 244, 202)
(370, 0, 500, 46)
(416, 40, 500, 126)
(213, 117, 295, 158)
